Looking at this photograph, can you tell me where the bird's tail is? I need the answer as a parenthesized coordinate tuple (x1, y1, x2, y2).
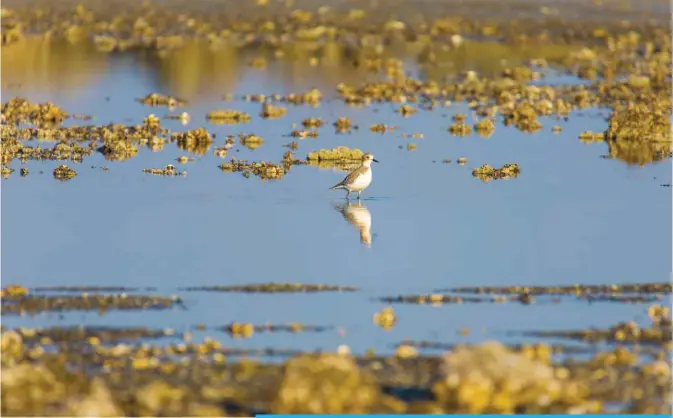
(330, 183, 344, 190)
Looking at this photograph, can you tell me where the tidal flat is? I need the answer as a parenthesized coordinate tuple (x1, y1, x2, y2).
(1, 0, 671, 415)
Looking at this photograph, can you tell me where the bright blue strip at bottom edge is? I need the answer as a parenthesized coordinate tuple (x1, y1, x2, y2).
(256, 415, 670, 417)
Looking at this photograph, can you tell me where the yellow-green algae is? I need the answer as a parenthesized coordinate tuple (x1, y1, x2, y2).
(307, 147, 363, 162)
(52, 164, 77, 181)
(218, 151, 303, 180)
(1, 289, 183, 316)
(471, 163, 521, 182)
(1, 323, 669, 415)
(206, 110, 251, 125)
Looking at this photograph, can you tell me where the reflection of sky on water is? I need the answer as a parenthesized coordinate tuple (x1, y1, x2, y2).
(1, 39, 670, 356)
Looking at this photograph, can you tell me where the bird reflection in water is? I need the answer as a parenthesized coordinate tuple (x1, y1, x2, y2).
(333, 201, 373, 248)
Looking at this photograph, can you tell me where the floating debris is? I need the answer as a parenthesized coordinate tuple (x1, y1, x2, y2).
(206, 110, 251, 125)
(302, 118, 325, 128)
(53, 164, 77, 181)
(164, 112, 191, 124)
(142, 164, 184, 176)
(474, 119, 495, 137)
(138, 93, 186, 108)
(222, 323, 333, 338)
(373, 307, 397, 330)
(219, 158, 287, 180)
(175, 156, 194, 164)
(472, 163, 520, 182)
(453, 114, 467, 123)
(290, 129, 319, 139)
(281, 89, 322, 106)
(172, 128, 212, 155)
(2, 166, 15, 178)
(142, 114, 161, 132)
(239, 133, 264, 150)
(334, 117, 353, 133)
(503, 102, 543, 133)
(260, 102, 287, 119)
(449, 123, 472, 136)
(97, 137, 139, 162)
(1, 284, 29, 297)
(647, 304, 671, 325)
(226, 322, 255, 338)
(284, 141, 299, 150)
(579, 131, 605, 143)
(397, 105, 417, 117)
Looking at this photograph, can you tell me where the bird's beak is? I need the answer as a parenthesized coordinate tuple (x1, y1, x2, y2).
(373, 159, 379, 163)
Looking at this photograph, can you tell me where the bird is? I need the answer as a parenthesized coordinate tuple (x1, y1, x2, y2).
(329, 153, 379, 200)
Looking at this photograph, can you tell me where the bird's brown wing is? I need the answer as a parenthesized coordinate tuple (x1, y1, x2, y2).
(332, 165, 367, 188)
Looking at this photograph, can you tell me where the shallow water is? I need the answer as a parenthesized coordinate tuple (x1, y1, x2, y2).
(2, 40, 671, 356)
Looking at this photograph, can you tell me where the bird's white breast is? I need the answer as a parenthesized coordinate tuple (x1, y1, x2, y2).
(347, 168, 372, 191)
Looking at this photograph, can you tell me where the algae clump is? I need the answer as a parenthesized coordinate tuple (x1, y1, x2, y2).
(206, 110, 251, 125)
(605, 104, 672, 166)
(307, 147, 363, 161)
(433, 342, 598, 414)
(272, 354, 404, 414)
(472, 163, 520, 182)
(53, 164, 77, 181)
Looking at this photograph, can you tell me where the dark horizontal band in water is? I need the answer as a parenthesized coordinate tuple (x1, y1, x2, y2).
(180, 283, 359, 293)
(441, 282, 672, 295)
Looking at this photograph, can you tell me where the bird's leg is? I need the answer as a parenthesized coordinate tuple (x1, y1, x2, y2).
(357, 191, 361, 200)
(346, 190, 351, 200)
